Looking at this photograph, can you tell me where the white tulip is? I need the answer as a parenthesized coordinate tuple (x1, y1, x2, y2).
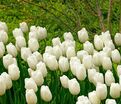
(8, 64, 20, 80)
(33, 51, 43, 62)
(30, 25, 37, 32)
(12, 28, 24, 38)
(66, 46, 76, 59)
(3, 54, 14, 69)
(28, 68, 34, 76)
(83, 41, 94, 55)
(104, 40, 115, 50)
(88, 91, 100, 104)
(25, 78, 38, 92)
(15, 36, 26, 50)
(59, 56, 69, 72)
(68, 78, 80, 95)
(103, 47, 112, 57)
(60, 75, 69, 88)
(40, 85, 52, 102)
(77, 50, 88, 62)
(114, 33, 121, 46)
(26, 89, 37, 104)
(28, 38, 39, 52)
(88, 68, 97, 83)
(1, 72, 12, 90)
(37, 27, 47, 40)
(93, 52, 101, 66)
(78, 28, 88, 43)
(27, 54, 38, 70)
(36, 61, 47, 77)
(53, 45, 62, 59)
(0, 21, 8, 32)
(111, 49, 121, 64)
(45, 46, 53, 55)
(6, 43, 17, 57)
(105, 70, 115, 86)
(82, 55, 93, 69)
(31, 70, 44, 86)
(77, 95, 91, 104)
(96, 83, 107, 100)
(105, 99, 117, 104)
(101, 31, 111, 43)
(21, 47, 32, 61)
(117, 65, 121, 77)
(102, 56, 112, 70)
(64, 32, 74, 41)
(19, 22, 28, 33)
(94, 35, 103, 50)
(0, 30, 8, 44)
(0, 42, 5, 58)
(110, 83, 120, 98)
(99, 51, 108, 64)
(52, 37, 61, 46)
(0, 76, 6, 96)
(29, 31, 38, 40)
(76, 64, 86, 81)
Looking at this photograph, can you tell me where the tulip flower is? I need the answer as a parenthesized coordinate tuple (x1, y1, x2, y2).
(0, 76, 6, 96)
(77, 50, 88, 62)
(33, 51, 43, 62)
(103, 47, 112, 57)
(0, 30, 8, 44)
(66, 46, 76, 59)
(64, 32, 74, 41)
(93, 52, 101, 66)
(12, 28, 24, 38)
(114, 33, 121, 46)
(60, 75, 69, 88)
(0, 42, 5, 58)
(0, 21, 8, 32)
(117, 65, 121, 77)
(45, 46, 53, 55)
(104, 40, 115, 50)
(19, 22, 28, 33)
(52, 37, 61, 46)
(105, 99, 117, 104)
(53, 45, 62, 59)
(101, 31, 111, 43)
(30, 25, 37, 32)
(40, 85, 52, 102)
(29, 31, 38, 40)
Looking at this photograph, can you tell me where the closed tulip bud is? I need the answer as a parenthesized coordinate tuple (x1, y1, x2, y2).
(117, 65, 121, 77)
(6, 43, 17, 57)
(3, 54, 14, 69)
(68, 78, 80, 95)
(0, 21, 8, 32)
(77, 96, 91, 104)
(77, 50, 88, 62)
(52, 37, 61, 46)
(103, 47, 112, 57)
(59, 56, 69, 72)
(94, 35, 103, 50)
(1, 72, 12, 90)
(28, 38, 39, 52)
(36, 61, 47, 77)
(110, 83, 120, 98)
(96, 83, 107, 100)
(33, 51, 43, 62)
(45, 46, 53, 55)
(53, 45, 62, 59)
(45, 55, 58, 71)
(101, 31, 111, 43)
(60, 75, 69, 88)
(64, 32, 74, 41)
(12, 28, 24, 38)
(93, 52, 101, 66)
(30, 25, 37, 32)
(37, 27, 47, 40)
(111, 49, 121, 64)
(26, 89, 37, 104)
(19, 22, 28, 33)
(21, 47, 32, 61)
(99, 51, 108, 64)
(27, 55, 38, 70)
(0, 42, 5, 58)
(66, 46, 76, 59)
(82, 55, 93, 69)
(102, 57, 112, 70)
(76, 64, 86, 81)
(104, 40, 115, 50)
(78, 28, 89, 43)
(0, 30, 8, 44)
(0, 76, 6, 96)
(88, 68, 97, 83)
(83, 41, 94, 55)
(43, 53, 50, 63)
(114, 33, 121, 46)
(28, 68, 34, 77)
(15, 36, 26, 50)
(8, 64, 20, 80)
(105, 99, 117, 104)
(31, 70, 44, 86)
(105, 70, 115, 86)
(29, 31, 38, 40)
(40, 85, 52, 102)
(93, 72, 104, 85)
(88, 91, 100, 104)
(25, 78, 38, 92)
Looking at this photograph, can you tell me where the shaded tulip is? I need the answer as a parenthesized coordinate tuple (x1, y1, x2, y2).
(114, 33, 121, 46)
(52, 37, 61, 46)
(29, 31, 38, 40)
(101, 31, 111, 43)
(33, 51, 43, 62)
(26, 89, 37, 104)
(30, 25, 37, 32)
(0, 76, 6, 96)
(117, 65, 121, 77)
(78, 28, 88, 43)
(12, 28, 23, 38)
(8, 64, 20, 80)
(68, 78, 80, 95)
(0, 21, 8, 32)
(104, 40, 115, 50)
(105, 99, 117, 104)
(0, 30, 8, 44)
(0, 42, 5, 58)
(103, 47, 112, 57)
(19, 22, 28, 33)
(77, 50, 88, 62)
(45, 46, 53, 55)
(64, 32, 74, 41)
(77, 95, 91, 104)
(40, 85, 52, 102)
(66, 46, 76, 59)
(60, 75, 69, 88)
(93, 52, 101, 66)
(53, 45, 62, 59)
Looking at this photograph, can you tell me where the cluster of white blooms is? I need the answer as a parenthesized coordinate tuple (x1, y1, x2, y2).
(1, 21, 121, 104)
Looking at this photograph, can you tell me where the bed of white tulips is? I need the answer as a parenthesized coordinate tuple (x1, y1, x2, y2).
(0, 21, 121, 104)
